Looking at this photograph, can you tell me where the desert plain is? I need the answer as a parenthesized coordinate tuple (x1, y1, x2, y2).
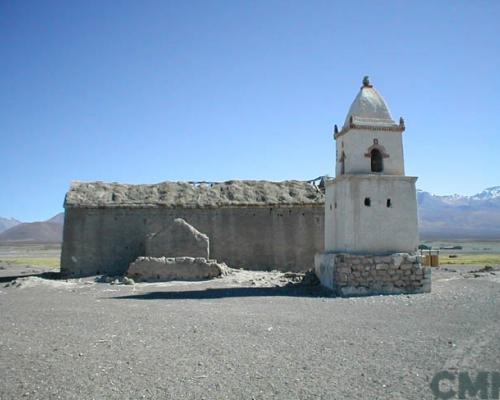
(0, 242, 499, 400)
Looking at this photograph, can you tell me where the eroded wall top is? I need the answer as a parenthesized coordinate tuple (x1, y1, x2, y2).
(64, 180, 326, 209)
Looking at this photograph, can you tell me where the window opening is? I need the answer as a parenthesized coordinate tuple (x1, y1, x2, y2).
(371, 149, 383, 172)
(340, 152, 346, 175)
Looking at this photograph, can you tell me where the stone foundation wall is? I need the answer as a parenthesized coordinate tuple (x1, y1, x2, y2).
(314, 252, 431, 296)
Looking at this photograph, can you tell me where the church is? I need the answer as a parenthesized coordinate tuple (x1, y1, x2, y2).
(315, 77, 431, 295)
(60, 76, 430, 295)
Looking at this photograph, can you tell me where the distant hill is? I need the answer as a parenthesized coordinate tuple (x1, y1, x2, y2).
(0, 217, 21, 234)
(0, 213, 64, 243)
(418, 186, 500, 239)
(46, 212, 65, 225)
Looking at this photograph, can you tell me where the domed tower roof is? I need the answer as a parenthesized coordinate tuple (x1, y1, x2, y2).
(342, 76, 397, 129)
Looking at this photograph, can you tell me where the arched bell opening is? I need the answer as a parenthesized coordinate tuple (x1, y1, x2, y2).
(370, 149, 383, 173)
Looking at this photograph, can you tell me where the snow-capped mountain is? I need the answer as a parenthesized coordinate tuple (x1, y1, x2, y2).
(471, 186, 500, 201)
(417, 187, 500, 239)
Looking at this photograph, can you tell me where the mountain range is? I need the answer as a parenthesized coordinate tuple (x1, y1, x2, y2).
(0, 186, 499, 242)
(0, 213, 64, 243)
(417, 186, 500, 239)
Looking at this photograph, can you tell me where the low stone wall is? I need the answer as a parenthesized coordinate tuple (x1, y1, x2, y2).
(127, 256, 226, 282)
(314, 252, 431, 296)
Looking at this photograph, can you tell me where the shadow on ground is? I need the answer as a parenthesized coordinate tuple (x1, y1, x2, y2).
(0, 271, 62, 283)
(114, 284, 330, 300)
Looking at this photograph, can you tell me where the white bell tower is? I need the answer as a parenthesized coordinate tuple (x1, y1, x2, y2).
(314, 76, 430, 296)
(325, 77, 419, 254)
(335, 76, 406, 177)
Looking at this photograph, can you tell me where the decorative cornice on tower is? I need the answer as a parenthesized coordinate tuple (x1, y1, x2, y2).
(334, 123, 404, 139)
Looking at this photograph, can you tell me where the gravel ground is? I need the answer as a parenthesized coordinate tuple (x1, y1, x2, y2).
(0, 265, 499, 400)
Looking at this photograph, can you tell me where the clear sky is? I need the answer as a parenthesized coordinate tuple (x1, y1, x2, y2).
(1, 0, 499, 221)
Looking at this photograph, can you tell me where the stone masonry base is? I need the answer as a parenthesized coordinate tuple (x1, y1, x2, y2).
(314, 252, 431, 296)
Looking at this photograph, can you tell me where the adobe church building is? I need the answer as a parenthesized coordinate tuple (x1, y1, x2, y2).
(61, 76, 430, 294)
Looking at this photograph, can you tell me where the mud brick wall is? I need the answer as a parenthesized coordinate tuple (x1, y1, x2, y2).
(61, 205, 324, 277)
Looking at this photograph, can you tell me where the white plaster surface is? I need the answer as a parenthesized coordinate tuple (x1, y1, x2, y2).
(324, 175, 419, 254)
(343, 86, 395, 128)
(314, 252, 336, 290)
(336, 129, 405, 176)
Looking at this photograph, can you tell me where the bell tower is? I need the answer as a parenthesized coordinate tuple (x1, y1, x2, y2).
(334, 76, 406, 177)
(326, 76, 418, 254)
(315, 77, 430, 296)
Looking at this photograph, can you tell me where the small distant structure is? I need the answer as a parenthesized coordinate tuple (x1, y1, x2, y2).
(315, 77, 431, 296)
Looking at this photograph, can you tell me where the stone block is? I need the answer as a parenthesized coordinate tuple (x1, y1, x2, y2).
(146, 218, 209, 259)
(374, 256, 391, 264)
(127, 256, 224, 282)
(406, 255, 418, 263)
(392, 253, 405, 267)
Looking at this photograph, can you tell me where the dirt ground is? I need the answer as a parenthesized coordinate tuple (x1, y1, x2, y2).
(0, 262, 499, 400)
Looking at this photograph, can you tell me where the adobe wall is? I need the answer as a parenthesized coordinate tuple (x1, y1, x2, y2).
(61, 205, 324, 277)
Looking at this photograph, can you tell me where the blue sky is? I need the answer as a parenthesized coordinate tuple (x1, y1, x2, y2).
(1, 0, 499, 221)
